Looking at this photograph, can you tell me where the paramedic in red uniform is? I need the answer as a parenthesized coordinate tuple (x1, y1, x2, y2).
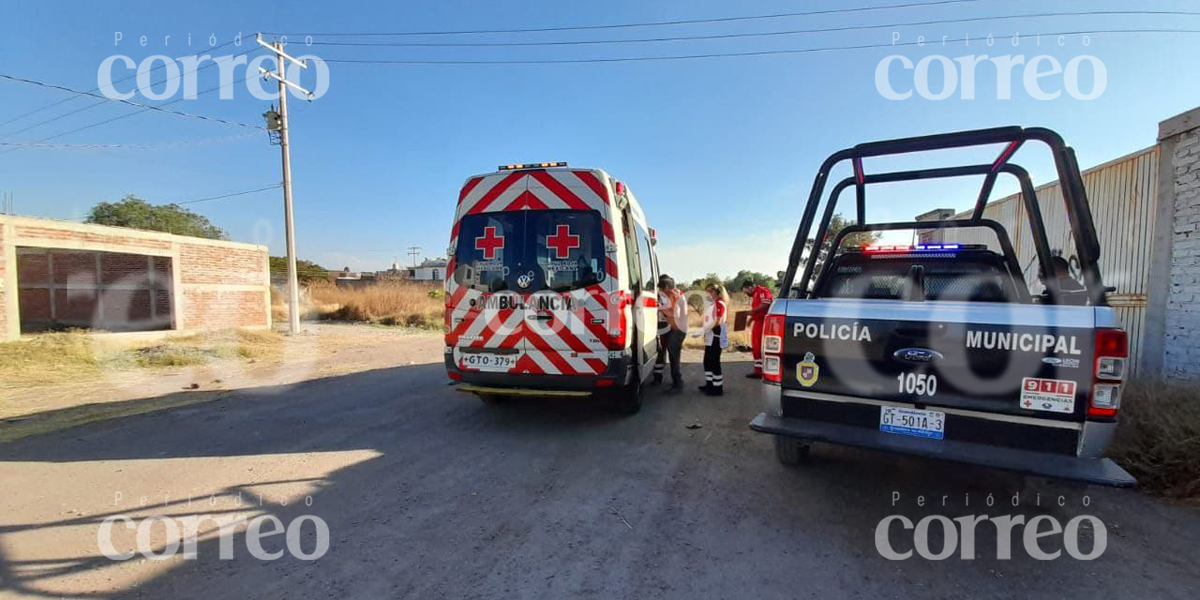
(742, 280, 775, 379)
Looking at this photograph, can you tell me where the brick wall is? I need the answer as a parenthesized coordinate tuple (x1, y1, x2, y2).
(177, 242, 269, 329)
(179, 243, 267, 286)
(1, 215, 270, 339)
(1163, 126, 1200, 378)
(182, 289, 269, 329)
(16, 248, 170, 331)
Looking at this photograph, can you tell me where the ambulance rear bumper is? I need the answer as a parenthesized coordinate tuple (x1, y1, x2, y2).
(445, 354, 631, 393)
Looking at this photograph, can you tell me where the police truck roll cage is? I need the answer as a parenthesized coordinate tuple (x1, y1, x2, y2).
(781, 126, 1106, 306)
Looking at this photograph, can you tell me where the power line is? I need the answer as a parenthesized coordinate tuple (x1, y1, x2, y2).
(0, 46, 257, 138)
(320, 27, 1200, 65)
(266, 0, 992, 37)
(176, 184, 281, 205)
(0, 73, 262, 130)
(0, 39, 242, 129)
(303, 10, 1200, 48)
(0, 132, 261, 151)
(0, 72, 263, 156)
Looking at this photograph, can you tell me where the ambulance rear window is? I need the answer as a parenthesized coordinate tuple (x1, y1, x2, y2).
(528, 210, 607, 292)
(453, 213, 522, 292)
(452, 210, 607, 293)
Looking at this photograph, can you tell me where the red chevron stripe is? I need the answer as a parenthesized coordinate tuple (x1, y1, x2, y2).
(573, 171, 608, 205)
(532, 171, 590, 210)
(468, 171, 525, 214)
(457, 176, 483, 206)
(503, 190, 549, 211)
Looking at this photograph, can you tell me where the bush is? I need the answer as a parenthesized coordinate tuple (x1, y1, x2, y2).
(1109, 380, 1200, 500)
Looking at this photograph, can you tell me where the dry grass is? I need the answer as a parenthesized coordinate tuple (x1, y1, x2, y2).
(295, 281, 444, 330)
(1109, 380, 1200, 500)
(0, 329, 283, 387)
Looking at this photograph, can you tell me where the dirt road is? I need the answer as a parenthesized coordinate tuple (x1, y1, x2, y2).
(1, 330, 1197, 599)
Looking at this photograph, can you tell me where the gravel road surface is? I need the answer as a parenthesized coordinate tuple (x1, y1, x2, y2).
(1, 348, 1197, 599)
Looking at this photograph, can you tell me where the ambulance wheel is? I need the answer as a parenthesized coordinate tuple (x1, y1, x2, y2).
(774, 436, 810, 466)
(476, 393, 506, 405)
(614, 369, 644, 415)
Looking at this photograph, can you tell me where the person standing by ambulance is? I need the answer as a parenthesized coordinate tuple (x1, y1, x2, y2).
(694, 283, 729, 396)
(742, 280, 775, 379)
(653, 276, 687, 392)
(653, 274, 672, 385)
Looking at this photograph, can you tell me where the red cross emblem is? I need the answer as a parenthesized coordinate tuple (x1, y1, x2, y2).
(474, 226, 505, 260)
(545, 225, 580, 259)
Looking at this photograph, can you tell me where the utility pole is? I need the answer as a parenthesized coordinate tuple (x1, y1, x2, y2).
(257, 34, 313, 335)
(407, 246, 421, 267)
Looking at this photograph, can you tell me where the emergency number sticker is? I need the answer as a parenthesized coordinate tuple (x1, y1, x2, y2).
(1019, 377, 1077, 414)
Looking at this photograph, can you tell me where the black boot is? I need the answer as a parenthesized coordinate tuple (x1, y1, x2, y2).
(704, 385, 724, 396)
(652, 373, 663, 385)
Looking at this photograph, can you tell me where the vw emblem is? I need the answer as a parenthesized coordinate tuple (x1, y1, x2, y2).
(893, 348, 943, 363)
(517, 272, 534, 288)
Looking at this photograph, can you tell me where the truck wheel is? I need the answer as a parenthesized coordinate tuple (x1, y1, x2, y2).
(614, 369, 644, 415)
(774, 436, 810, 466)
(476, 393, 506, 406)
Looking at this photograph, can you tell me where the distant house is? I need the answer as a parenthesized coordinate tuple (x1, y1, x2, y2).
(335, 266, 377, 289)
(409, 258, 448, 282)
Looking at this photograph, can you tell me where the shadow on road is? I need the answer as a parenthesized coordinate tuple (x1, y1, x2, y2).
(1, 357, 1197, 599)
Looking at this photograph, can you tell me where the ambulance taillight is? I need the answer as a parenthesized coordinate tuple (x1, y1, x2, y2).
(605, 291, 633, 351)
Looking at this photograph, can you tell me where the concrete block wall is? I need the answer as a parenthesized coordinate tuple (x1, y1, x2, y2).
(0, 215, 271, 340)
(1158, 108, 1200, 378)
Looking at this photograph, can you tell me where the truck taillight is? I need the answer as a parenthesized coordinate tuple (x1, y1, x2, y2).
(762, 314, 785, 383)
(605, 291, 632, 350)
(1089, 328, 1127, 417)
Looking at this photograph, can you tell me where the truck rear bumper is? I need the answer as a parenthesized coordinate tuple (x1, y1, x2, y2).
(750, 412, 1136, 488)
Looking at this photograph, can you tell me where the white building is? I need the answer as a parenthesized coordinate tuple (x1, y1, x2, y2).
(409, 258, 448, 281)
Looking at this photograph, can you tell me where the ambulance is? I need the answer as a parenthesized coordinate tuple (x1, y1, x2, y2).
(443, 162, 661, 414)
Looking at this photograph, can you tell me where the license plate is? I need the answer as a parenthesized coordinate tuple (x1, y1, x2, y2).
(458, 352, 517, 373)
(880, 406, 945, 440)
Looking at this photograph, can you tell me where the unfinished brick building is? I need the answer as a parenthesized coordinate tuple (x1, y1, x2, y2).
(1, 215, 271, 340)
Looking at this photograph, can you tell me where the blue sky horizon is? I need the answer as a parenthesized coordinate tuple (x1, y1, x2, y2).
(2, 0, 1198, 282)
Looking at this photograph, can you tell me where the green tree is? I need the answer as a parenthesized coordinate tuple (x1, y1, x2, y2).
(723, 270, 776, 292)
(269, 256, 330, 283)
(86, 195, 228, 240)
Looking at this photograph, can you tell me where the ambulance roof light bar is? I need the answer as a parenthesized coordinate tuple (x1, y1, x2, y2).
(499, 161, 568, 171)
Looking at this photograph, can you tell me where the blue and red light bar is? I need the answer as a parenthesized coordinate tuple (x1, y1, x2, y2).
(862, 243, 962, 253)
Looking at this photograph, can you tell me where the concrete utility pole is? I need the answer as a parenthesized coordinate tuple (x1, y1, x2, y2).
(257, 35, 313, 335)
(407, 246, 421, 267)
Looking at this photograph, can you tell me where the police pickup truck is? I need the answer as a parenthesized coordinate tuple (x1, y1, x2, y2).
(750, 127, 1136, 487)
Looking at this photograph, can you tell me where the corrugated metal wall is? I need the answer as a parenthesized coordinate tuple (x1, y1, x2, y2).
(940, 147, 1159, 373)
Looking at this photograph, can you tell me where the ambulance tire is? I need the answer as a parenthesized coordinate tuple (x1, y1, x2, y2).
(613, 368, 644, 415)
(774, 436, 811, 466)
(476, 393, 507, 406)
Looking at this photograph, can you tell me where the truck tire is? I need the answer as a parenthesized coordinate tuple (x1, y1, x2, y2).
(774, 436, 810, 466)
(614, 368, 644, 415)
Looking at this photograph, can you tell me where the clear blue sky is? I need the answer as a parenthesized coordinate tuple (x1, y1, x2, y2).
(2, 0, 1198, 282)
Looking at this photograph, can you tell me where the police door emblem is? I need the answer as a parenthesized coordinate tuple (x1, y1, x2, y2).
(797, 352, 819, 387)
